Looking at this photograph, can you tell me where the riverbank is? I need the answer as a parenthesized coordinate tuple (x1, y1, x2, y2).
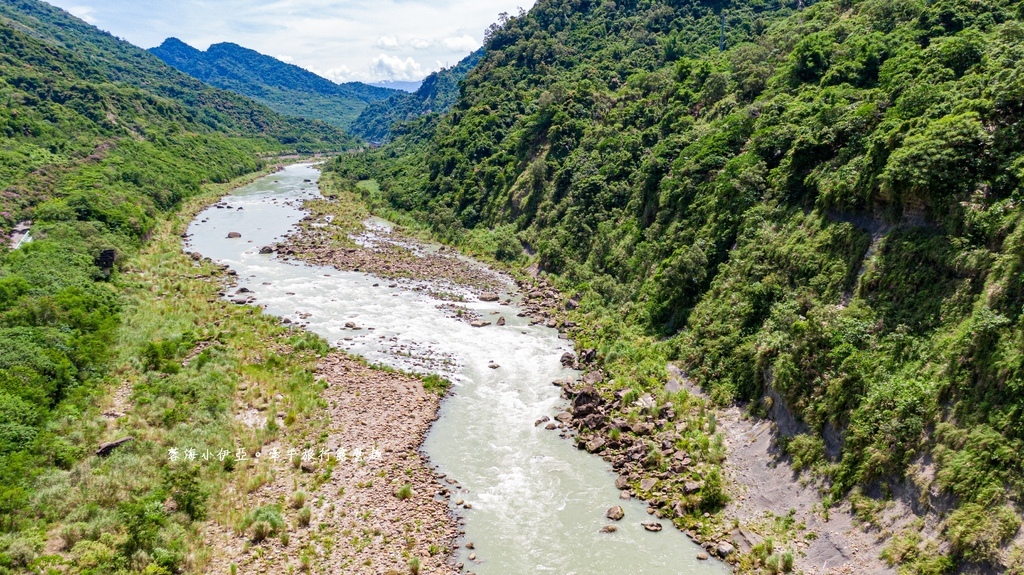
(176, 165, 462, 574)
(257, 168, 723, 574)
(202, 352, 458, 575)
(284, 174, 902, 573)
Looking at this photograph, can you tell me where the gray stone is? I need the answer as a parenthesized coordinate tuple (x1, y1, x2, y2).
(606, 506, 624, 521)
(640, 477, 658, 491)
(717, 542, 736, 557)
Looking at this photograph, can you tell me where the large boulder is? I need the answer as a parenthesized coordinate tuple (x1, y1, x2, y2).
(606, 506, 625, 521)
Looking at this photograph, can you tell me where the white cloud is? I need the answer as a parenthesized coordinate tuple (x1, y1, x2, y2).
(442, 34, 479, 52)
(375, 34, 399, 49)
(369, 54, 425, 82)
(66, 5, 99, 24)
(276, 54, 294, 62)
(43, 0, 538, 82)
(313, 65, 353, 83)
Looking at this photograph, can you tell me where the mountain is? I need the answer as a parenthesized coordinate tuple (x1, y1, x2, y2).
(150, 38, 401, 129)
(351, 49, 484, 144)
(332, 0, 1024, 571)
(0, 0, 350, 557)
(369, 80, 423, 93)
(0, 0, 349, 150)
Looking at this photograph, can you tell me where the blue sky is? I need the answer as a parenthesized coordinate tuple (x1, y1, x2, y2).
(42, 0, 536, 82)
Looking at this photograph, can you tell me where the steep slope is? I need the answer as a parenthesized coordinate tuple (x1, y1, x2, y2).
(351, 49, 484, 143)
(333, 0, 1024, 571)
(151, 38, 400, 129)
(0, 0, 350, 148)
(0, 1, 351, 569)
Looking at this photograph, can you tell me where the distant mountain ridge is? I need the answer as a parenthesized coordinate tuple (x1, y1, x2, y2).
(351, 49, 484, 144)
(369, 81, 423, 93)
(151, 38, 400, 129)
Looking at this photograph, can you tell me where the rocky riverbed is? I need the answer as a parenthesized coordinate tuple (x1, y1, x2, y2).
(204, 353, 458, 575)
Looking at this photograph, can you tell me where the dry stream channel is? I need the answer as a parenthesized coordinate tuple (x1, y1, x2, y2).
(186, 164, 728, 574)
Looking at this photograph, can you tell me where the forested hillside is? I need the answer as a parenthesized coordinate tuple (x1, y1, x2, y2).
(332, 0, 1024, 571)
(0, 0, 349, 570)
(350, 49, 484, 143)
(150, 38, 399, 129)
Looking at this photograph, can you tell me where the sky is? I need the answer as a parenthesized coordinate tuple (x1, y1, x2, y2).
(42, 0, 536, 83)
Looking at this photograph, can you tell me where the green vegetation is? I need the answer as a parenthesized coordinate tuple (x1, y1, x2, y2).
(395, 484, 414, 500)
(0, 0, 351, 152)
(0, 0, 350, 572)
(329, 0, 1024, 569)
(150, 39, 399, 130)
(351, 49, 485, 144)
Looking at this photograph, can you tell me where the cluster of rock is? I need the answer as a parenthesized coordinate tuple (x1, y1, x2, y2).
(204, 353, 459, 575)
(275, 214, 505, 297)
(511, 277, 581, 336)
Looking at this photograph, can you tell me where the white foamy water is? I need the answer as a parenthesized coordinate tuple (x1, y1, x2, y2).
(186, 164, 728, 575)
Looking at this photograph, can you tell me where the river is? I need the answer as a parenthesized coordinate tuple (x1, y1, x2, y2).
(185, 163, 728, 575)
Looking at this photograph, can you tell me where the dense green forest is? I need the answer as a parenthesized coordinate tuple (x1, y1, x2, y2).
(0, 0, 349, 571)
(150, 38, 399, 129)
(332, 0, 1024, 571)
(350, 49, 485, 143)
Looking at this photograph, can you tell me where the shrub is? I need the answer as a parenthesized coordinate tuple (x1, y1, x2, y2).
(251, 521, 272, 543)
(242, 505, 285, 542)
(784, 434, 825, 473)
(944, 503, 1021, 563)
(396, 484, 414, 500)
(699, 468, 729, 511)
(290, 491, 307, 510)
(297, 507, 311, 528)
(422, 374, 451, 396)
(163, 465, 208, 520)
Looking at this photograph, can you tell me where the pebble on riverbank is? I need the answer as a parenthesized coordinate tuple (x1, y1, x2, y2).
(203, 353, 458, 575)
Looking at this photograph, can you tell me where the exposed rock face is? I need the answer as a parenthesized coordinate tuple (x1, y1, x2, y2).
(96, 437, 134, 457)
